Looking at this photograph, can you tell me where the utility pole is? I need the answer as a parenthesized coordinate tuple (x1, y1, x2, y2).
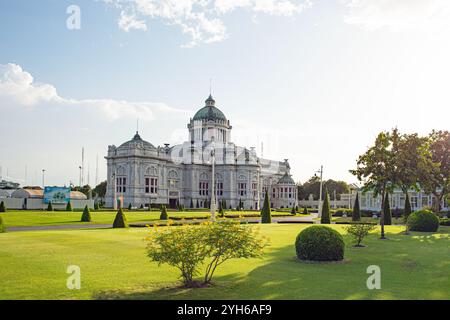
(95, 154, 99, 186)
(42, 169, 46, 189)
(210, 145, 216, 221)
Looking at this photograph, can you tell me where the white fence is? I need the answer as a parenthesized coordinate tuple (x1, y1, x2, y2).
(0, 198, 94, 210)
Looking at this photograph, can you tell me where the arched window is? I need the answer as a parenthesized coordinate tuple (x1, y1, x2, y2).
(168, 170, 179, 189)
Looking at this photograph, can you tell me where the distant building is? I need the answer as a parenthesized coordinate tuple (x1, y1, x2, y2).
(105, 95, 298, 209)
(11, 188, 87, 201)
(341, 189, 449, 212)
(0, 179, 20, 190)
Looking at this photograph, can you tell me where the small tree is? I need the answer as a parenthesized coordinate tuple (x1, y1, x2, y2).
(128, 203, 132, 210)
(0, 201, 6, 213)
(345, 223, 376, 247)
(196, 199, 200, 208)
(94, 202, 100, 211)
(261, 191, 272, 224)
(320, 190, 331, 224)
(0, 215, 5, 233)
(352, 193, 361, 221)
(383, 193, 392, 225)
(80, 205, 91, 222)
(160, 205, 168, 220)
(403, 193, 412, 234)
(47, 202, 54, 212)
(113, 208, 128, 228)
(218, 200, 224, 218)
(291, 206, 296, 215)
(66, 201, 73, 211)
(303, 207, 308, 215)
(190, 199, 194, 209)
(148, 203, 152, 211)
(203, 221, 268, 284)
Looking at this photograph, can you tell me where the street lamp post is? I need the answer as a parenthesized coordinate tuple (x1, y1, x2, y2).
(42, 169, 46, 189)
(316, 165, 324, 218)
(210, 147, 216, 221)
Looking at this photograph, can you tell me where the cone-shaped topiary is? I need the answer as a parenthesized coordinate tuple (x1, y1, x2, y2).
(261, 190, 272, 224)
(295, 226, 345, 261)
(0, 201, 6, 213)
(320, 190, 331, 224)
(196, 199, 199, 208)
(352, 193, 361, 221)
(113, 208, 128, 228)
(291, 206, 296, 215)
(383, 193, 392, 225)
(190, 199, 194, 208)
(148, 203, 152, 211)
(47, 202, 54, 211)
(80, 205, 92, 222)
(160, 205, 168, 220)
(66, 201, 73, 212)
(94, 202, 100, 211)
(128, 203, 132, 210)
(404, 193, 412, 220)
(303, 207, 308, 215)
(0, 215, 5, 233)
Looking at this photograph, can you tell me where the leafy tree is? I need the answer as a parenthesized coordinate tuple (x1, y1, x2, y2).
(0, 201, 6, 213)
(352, 193, 361, 221)
(320, 190, 331, 224)
(383, 193, 392, 225)
(350, 131, 395, 239)
(94, 202, 100, 211)
(66, 201, 73, 212)
(420, 130, 450, 212)
(47, 202, 54, 212)
(113, 208, 128, 228)
(72, 184, 93, 198)
(261, 191, 272, 224)
(160, 205, 168, 220)
(345, 223, 376, 247)
(202, 221, 268, 284)
(93, 181, 107, 200)
(297, 178, 350, 200)
(80, 205, 91, 222)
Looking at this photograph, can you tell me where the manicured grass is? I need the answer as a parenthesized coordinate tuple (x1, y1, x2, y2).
(0, 210, 303, 228)
(0, 224, 448, 300)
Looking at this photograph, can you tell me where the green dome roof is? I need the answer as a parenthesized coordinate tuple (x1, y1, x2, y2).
(277, 173, 295, 185)
(192, 95, 227, 122)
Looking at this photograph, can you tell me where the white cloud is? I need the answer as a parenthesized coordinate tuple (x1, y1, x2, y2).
(0, 63, 187, 122)
(118, 11, 148, 32)
(342, 0, 450, 31)
(102, 0, 313, 47)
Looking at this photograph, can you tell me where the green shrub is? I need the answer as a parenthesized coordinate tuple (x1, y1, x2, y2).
(383, 193, 392, 225)
(0, 215, 5, 233)
(128, 203, 132, 210)
(113, 208, 128, 228)
(352, 193, 361, 221)
(407, 210, 439, 232)
(47, 202, 54, 212)
(345, 223, 376, 247)
(66, 201, 73, 211)
(0, 201, 6, 213)
(260, 191, 272, 224)
(320, 191, 331, 224)
(302, 207, 308, 215)
(291, 206, 296, 215)
(295, 226, 344, 261)
(440, 218, 450, 226)
(80, 205, 91, 222)
(160, 205, 168, 220)
(94, 202, 100, 211)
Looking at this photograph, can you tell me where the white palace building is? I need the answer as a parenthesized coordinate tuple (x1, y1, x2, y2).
(105, 95, 297, 210)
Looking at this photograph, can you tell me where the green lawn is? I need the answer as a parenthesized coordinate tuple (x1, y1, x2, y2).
(0, 210, 302, 228)
(0, 224, 448, 300)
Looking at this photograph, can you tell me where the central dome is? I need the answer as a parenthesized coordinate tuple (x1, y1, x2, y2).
(192, 95, 227, 122)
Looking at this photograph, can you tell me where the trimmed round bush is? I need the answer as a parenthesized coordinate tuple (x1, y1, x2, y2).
(407, 210, 439, 232)
(295, 226, 345, 262)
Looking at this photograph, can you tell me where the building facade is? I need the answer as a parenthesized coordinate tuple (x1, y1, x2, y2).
(105, 95, 297, 210)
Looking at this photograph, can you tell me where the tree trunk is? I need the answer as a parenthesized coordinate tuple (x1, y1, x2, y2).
(432, 192, 442, 212)
(380, 188, 386, 239)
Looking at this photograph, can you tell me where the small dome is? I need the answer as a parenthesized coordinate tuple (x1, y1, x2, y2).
(192, 95, 227, 122)
(277, 173, 295, 185)
(118, 132, 156, 150)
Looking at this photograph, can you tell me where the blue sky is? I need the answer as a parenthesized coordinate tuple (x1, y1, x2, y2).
(1, 0, 449, 186)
